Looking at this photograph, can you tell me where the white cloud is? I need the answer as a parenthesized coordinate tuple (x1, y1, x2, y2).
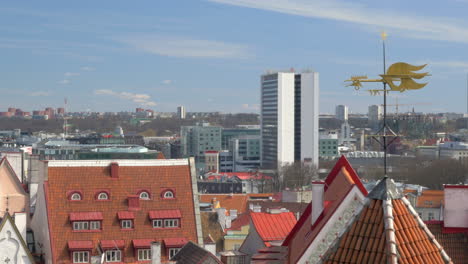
(28, 91, 50, 96)
(119, 35, 250, 59)
(208, 0, 468, 43)
(64, 72, 80, 77)
(94, 89, 157, 107)
(161, 80, 173, 85)
(81, 66, 95, 71)
(58, 79, 70, 84)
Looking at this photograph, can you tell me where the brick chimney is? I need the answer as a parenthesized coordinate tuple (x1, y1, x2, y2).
(110, 162, 119, 178)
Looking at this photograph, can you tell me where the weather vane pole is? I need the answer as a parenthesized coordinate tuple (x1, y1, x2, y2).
(345, 31, 430, 177)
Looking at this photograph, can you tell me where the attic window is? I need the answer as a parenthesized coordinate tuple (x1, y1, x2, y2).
(139, 191, 150, 200)
(163, 190, 174, 199)
(71, 193, 82, 201)
(97, 192, 109, 200)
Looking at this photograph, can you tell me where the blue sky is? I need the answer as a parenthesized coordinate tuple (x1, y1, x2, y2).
(1, 0, 468, 114)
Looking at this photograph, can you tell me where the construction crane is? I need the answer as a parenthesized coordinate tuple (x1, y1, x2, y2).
(381, 97, 432, 115)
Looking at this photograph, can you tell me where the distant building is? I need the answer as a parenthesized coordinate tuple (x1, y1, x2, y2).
(335, 105, 349, 121)
(260, 71, 319, 170)
(177, 106, 186, 119)
(180, 123, 222, 167)
(368, 104, 382, 126)
(319, 130, 339, 158)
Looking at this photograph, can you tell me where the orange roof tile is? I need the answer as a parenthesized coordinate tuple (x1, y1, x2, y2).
(250, 212, 297, 244)
(200, 194, 249, 214)
(416, 190, 444, 208)
(426, 222, 468, 264)
(323, 178, 452, 264)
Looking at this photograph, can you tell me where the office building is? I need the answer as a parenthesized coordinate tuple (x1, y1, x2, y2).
(335, 105, 349, 121)
(368, 105, 383, 126)
(180, 123, 222, 167)
(177, 106, 186, 119)
(260, 71, 319, 169)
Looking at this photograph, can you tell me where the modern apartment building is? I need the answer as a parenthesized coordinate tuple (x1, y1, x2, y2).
(368, 104, 383, 127)
(180, 123, 222, 166)
(260, 71, 319, 169)
(335, 105, 349, 121)
(177, 106, 186, 119)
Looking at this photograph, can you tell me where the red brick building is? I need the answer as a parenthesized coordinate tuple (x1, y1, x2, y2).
(31, 159, 203, 264)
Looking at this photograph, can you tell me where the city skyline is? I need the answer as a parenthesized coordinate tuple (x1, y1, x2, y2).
(1, 1, 468, 113)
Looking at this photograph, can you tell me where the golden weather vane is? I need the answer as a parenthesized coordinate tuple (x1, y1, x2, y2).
(345, 31, 430, 95)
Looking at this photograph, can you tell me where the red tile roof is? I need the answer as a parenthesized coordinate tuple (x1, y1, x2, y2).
(148, 209, 182, 219)
(416, 190, 444, 208)
(117, 211, 135, 220)
(44, 160, 199, 263)
(69, 212, 103, 221)
(426, 222, 468, 264)
(132, 239, 155, 249)
(226, 212, 251, 231)
(282, 156, 369, 264)
(67, 240, 93, 250)
(164, 237, 188, 247)
(250, 212, 297, 244)
(323, 178, 452, 264)
(101, 239, 125, 249)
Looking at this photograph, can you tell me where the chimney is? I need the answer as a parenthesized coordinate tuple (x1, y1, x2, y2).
(110, 162, 119, 178)
(151, 242, 161, 264)
(311, 181, 325, 226)
(128, 195, 140, 210)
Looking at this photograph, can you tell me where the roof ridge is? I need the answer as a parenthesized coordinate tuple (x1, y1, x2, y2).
(400, 197, 453, 264)
(382, 199, 398, 264)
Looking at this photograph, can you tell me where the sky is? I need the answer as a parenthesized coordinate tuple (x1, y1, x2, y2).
(1, 1, 468, 114)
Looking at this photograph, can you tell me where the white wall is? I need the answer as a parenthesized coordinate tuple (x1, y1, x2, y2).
(444, 187, 468, 228)
(300, 72, 319, 167)
(30, 183, 52, 264)
(0, 216, 34, 264)
(277, 73, 295, 168)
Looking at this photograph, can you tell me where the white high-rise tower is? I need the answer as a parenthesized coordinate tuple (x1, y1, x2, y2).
(260, 70, 319, 170)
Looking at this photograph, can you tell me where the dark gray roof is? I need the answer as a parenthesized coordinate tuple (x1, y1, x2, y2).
(171, 241, 222, 264)
(367, 177, 402, 200)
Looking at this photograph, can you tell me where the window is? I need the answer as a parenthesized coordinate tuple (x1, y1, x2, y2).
(90, 221, 101, 230)
(164, 219, 179, 228)
(139, 191, 150, 200)
(105, 250, 121, 262)
(121, 220, 133, 229)
(428, 212, 435, 220)
(138, 249, 151, 261)
(152, 219, 163, 228)
(73, 251, 89, 263)
(169, 248, 181, 259)
(71, 193, 82, 201)
(97, 192, 109, 200)
(73, 222, 89, 230)
(163, 191, 174, 199)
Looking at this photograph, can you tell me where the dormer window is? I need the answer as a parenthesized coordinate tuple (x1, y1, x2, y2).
(71, 193, 82, 201)
(139, 191, 150, 200)
(162, 190, 175, 199)
(97, 192, 109, 200)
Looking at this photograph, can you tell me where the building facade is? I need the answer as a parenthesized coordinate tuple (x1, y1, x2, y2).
(177, 106, 186, 119)
(335, 105, 349, 121)
(260, 71, 319, 170)
(368, 104, 383, 126)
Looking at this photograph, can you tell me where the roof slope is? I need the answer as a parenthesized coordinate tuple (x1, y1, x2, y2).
(171, 241, 223, 264)
(426, 222, 468, 264)
(323, 178, 452, 264)
(251, 212, 297, 243)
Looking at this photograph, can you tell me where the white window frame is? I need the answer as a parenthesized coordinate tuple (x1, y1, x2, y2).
(121, 219, 133, 229)
(73, 251, 89, 263)
(168, 248, 181, 259)
(164, 219, 179, 228)
(164, 191, 174, 198)
(428, 212, 435, 220)
(73, 221, 89, 230)
(71, 193, 82, 200)
(105, 250, 122, 262)
(137, 249, 151, 261)
(90, 221, 101, 230)
(139, 191, 150, 200)
(97, 192, 109, 200)
(152, 219, 162, 228)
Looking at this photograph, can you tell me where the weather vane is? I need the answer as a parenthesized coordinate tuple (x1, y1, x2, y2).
(344, 31, 430, 176)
